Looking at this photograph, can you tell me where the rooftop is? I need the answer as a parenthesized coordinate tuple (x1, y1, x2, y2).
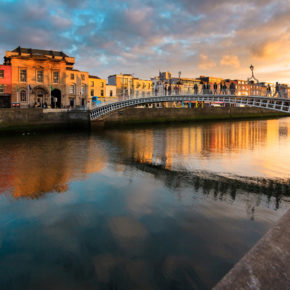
(11, 46, 69, 57)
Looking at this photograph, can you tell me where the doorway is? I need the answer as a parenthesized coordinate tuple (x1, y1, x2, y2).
(51, 89, 61, 108)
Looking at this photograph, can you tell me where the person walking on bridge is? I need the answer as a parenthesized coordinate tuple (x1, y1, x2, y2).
(202, 83, 206, 94)
(230, 82, 236, 95)
(220, 82, 223, 94)
(207, 83, 211, 94)
(266, 84, 272, 97)
(273, 82, 281, 98)
(164, 84, 167, 96)
(223, 83, 227, 95)
(194, 84, 198, 95)
(213, 82, 218, 94)
(168, 84, 172, 96)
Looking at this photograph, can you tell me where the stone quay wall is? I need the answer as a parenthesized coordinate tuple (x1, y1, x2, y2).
(94, 106, 288, 127)
(0, 108, 90, 133)
(0, 107, 288, 133)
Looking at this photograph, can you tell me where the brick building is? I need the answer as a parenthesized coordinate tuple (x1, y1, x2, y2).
(0, 64, 12, 107)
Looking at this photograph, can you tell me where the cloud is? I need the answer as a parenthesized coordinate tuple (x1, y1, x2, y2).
(198, 54, 216, 70)
(220, 55, 240, 68)
(0, 0, 289, 83)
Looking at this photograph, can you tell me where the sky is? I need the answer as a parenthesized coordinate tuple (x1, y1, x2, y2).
(0, 0, 289, 83)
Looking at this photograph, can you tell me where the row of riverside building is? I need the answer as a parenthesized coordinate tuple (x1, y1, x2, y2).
(0, 47, 289, 108)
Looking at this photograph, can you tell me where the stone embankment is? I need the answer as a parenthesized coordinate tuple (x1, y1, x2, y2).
(0, 108, 89, 133)
(93, 106, 288, 127)
(214, 209, 290, 289)
(0, 107, 288, 133)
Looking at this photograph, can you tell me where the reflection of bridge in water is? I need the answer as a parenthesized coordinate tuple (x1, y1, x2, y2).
(127, 161, 290, 211)
(90, 93, 290, 120)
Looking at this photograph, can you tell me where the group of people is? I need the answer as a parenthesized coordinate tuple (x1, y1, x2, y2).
(202, 82, 236, 95)
(267, 82, 282, 98)
(155, 81, 284, 98)
(159, 85, 182, 96)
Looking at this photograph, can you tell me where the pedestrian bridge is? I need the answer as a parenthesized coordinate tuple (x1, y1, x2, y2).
(89, 93, 290, 120)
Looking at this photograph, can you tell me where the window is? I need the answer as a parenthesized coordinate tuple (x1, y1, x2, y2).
(53, 71, 59, 83)
(101, 82, 104, 88)
(70, 73, 74, 80)
(101, 90, 104, 96)
(37, 70, 44, 83)
(110, 90, 113, 97)
(91, 89, 94, 97)
(20, 69, 27, 82)
(81, 85, 85, 95)
(0, 70, 4, 79)
(0, 84, 4, 93)
(69, 85, 75, 94)
(81, 74, 85, 81)
(20, 90, 27, 102)
(90, 81, 94, 87)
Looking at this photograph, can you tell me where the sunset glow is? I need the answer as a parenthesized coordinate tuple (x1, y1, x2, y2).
(0, 0, 289, 83)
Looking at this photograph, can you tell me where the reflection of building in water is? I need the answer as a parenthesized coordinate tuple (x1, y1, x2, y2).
(0, 135, 107, 199)
(108, 120, 279, 169)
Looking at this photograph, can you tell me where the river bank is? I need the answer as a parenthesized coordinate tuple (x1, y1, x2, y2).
(0, 108, 89, 134)
(92, 106, 288, 127)
(0, 107, 288, 133)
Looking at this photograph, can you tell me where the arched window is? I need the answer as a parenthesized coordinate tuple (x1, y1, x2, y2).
(20, 90, 27, 102)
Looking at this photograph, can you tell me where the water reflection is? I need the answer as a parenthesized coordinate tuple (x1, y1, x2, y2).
(0, 133, 107, 199)
(0, 118, 289, 290)
(127, 161, 290, 211)
(105, 118, 290, 177)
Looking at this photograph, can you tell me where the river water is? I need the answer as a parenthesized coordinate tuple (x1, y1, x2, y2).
(0, 117, 289, 289)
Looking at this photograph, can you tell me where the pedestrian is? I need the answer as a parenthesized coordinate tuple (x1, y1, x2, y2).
(213, 82, 218, 94)
(202, 83, 206, 94)
(155, 86, 158, 96)
(168, 84, 172, 96)
(194, 84, 198, 95)
(164, 85, 167, 96)
(223, 83, 227, 95)
(207, 83, 211, 94)
(266, 84, 272, 97)
(273, 82, 282, 98)
(220, 83, 223, 94)
(230, 83, 235, 95)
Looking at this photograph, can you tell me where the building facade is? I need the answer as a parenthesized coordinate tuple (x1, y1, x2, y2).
(106, 85, 117, 98)
(132, 78, 153, 97)
(108, 74, 133, 96)
(65, 69, 89, 108)
(4, 47, 88, 108)
(89, 75, 106, 102)
(0, 64, 12, 108)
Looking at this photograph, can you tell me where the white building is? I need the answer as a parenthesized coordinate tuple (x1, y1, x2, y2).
(106, 84, 117, 98)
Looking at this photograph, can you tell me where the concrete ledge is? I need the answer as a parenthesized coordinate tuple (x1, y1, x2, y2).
(214, 209, 290, 290)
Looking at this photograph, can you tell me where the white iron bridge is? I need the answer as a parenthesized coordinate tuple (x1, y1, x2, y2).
(90, 93, 290, 120)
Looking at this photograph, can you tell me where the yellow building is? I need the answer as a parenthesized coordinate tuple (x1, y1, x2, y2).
(108, 74, 133, 96)
(89, 75, 106, 102)
(132, 78, 153, 97)
(5, 46, 88, 108)
(65, 69, 89, 107)
(108, 74, 153, 97)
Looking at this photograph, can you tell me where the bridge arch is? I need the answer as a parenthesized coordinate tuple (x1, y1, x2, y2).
(90, 94, 290, 120)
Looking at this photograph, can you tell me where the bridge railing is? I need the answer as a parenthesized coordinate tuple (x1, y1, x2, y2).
(91, 90, 289, 109)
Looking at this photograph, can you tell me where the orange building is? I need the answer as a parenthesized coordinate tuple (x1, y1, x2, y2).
(4, 47, 88, 108)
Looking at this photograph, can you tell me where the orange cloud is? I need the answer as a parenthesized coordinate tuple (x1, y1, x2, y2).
(198, 54, 216, 69)
(220, 55, 240, 68)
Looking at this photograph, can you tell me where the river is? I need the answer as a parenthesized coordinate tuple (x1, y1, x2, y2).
(0, 117, 289, 289)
